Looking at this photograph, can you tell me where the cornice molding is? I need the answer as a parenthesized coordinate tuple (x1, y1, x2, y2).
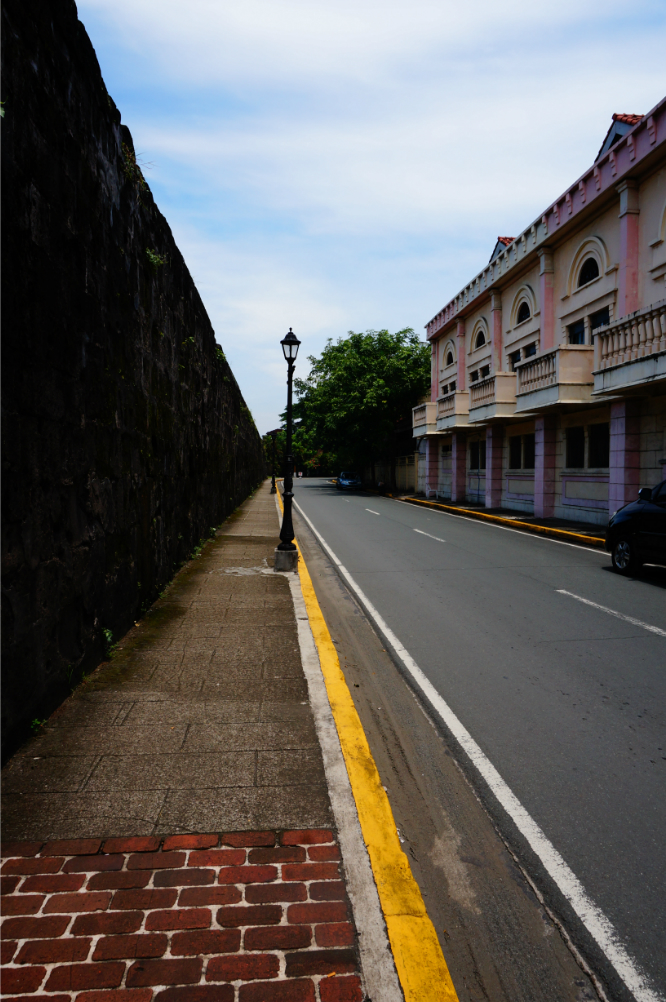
(426, 96, 666, 342)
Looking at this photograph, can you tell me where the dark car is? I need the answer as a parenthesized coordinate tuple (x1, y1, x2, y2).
(605, 479, 666, 574)
(336, 471, 362, 490)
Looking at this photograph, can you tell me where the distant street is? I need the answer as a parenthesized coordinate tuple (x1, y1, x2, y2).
(294, 478, 666, 1000)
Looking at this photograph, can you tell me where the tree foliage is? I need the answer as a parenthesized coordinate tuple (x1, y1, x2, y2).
(291, 328, 430, 471)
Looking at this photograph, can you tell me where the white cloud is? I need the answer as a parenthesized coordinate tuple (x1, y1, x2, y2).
(78, 0, 666, 431)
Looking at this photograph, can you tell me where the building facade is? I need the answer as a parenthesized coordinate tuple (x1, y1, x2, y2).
(413, 101, 666, 525)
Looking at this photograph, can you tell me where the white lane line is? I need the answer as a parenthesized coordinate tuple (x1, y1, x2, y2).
(556, 590, 666, 637)
(395, 501, 608, 554)
(294, 497, 663, 1002)
(365, 509, 380, 515)
(414, 528, 445, 543)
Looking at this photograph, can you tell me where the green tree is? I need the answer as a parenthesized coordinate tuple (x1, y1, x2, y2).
(291, 328, 430, 473)
(262, 428, 285, 478)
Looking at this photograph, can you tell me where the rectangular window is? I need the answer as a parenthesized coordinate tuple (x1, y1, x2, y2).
(590, 306, 610, 333)
(523, 343, 537, 357)
(523, 433, 535, 469)
(509, 435, 522, 469)
(509, 349, 521, 371)
(470, 370, 479, 382)
(449, 379, 456, 392)
(480, 364, 490, 379)
(441, 443, 452, 456)
(479, 440, 486, 470)
(469, 441, 479, 469)
(588, 422, 610, 467)
(566, 426, 585, 468)
(568, 320, 585, 345)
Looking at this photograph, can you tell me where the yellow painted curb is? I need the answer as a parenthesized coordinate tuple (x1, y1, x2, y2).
(399, 496, 605, 548)
(276, 489, 458, 1001)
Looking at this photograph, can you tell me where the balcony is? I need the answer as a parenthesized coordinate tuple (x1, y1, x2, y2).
(468, 372, 517, 423)
(412, 401, 437, 436)
(436, 390, 470, 430)
(593, 300, 666, 395)
(515, 345, 594, 413)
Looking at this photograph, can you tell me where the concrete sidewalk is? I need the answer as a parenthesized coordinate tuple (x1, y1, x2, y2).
(0, 483, 371, 1001)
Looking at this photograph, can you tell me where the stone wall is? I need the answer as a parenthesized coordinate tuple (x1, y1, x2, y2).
(1, 0, 265, 758)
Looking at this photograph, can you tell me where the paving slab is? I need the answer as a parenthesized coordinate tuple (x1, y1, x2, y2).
(1, 484, 332, 842)
(1, 484, 366, 999)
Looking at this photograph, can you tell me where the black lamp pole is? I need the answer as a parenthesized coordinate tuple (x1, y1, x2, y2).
(269, 430, 278, 494)
(277, 328, 301, 552)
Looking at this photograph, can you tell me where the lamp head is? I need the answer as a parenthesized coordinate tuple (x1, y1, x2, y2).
(281, 328, 301, 362)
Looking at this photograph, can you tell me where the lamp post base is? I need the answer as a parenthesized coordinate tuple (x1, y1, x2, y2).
(274, 547, 299, 572)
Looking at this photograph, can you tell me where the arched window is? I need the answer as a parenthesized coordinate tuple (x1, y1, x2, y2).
(475, 330, 486, 349)
(517, 301, 531, 324)
(446, 351, 454, 366)
(578, 257, 600, 287)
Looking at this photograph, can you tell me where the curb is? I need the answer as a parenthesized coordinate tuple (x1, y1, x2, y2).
(395, 496, 606, 548)
(277, 486, 459, 1001)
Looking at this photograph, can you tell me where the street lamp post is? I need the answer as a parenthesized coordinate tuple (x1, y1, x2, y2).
(269, 430, 278, 494)
(274, 328, 301, 572)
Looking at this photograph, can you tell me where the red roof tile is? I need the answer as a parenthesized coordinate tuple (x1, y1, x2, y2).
(612, 113, 643, 125)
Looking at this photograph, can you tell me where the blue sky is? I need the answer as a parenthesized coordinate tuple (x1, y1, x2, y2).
(77, 0, 666, 433)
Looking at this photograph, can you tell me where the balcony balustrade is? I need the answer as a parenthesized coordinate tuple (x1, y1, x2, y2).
(593, 300, 666, 395)
(411, 401, 437, 436)
(468, 372, 517, 422)
(436, 390, 470, 430)
(515, 345, 593, 412)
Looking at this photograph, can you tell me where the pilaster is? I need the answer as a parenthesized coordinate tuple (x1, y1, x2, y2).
(491, 293, 502, 373)
(538, 248, 555, 351)
(425, 438, 439, 498)
(431, 341, 438, 401)
(609, 399, 641, 513)
(485, 425, 504, 508)
(456, 321, 466, 390)
(534, 416, 557, 517)
(451, 431, 467, 503)
(617, 180, 640, 318)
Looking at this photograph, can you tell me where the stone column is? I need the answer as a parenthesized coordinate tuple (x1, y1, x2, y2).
(617, 180, 640, 318)
(485, 425, 504, 508)
(451, 431, 467, 503)
(534, 416, 557, 517)
(491, 293, 503, 372)
(456, 321, 466, 390)
(538, 248, 555, 351)
(609, 399, 641, 513)
(425, 438, 439, 498)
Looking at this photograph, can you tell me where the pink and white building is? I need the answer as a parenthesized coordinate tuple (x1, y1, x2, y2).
(413, 99, 666, 525)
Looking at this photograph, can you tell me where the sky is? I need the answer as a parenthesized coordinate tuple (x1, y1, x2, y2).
(77, 0, 666, 434)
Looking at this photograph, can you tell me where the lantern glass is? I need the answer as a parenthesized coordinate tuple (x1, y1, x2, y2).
(281, 328, 301, 362)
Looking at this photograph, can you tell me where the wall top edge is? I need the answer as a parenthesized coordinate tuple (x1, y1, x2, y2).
(425, 96, 666, 342)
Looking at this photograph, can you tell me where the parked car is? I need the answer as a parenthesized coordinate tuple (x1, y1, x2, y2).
(336, 471, 362, 490)
(605, 480, 666, 574)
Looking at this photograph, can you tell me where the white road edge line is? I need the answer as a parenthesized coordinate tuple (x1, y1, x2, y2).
(414, 528, 445, 543)
(293, 496, 663, 1002)
(365, 508, 380, 515)
(556, 590, 666, 637)
(274, 494, 403, 1002)
(393, 500, 608, 554)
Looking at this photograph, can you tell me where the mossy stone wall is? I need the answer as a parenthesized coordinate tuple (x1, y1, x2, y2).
(1, 0, 265, 758)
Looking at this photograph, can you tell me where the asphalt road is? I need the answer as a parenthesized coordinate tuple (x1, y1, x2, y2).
(292, 478, 666, 1002)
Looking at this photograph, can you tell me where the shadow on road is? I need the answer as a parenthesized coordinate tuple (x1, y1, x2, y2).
(600, 562, 666, 589)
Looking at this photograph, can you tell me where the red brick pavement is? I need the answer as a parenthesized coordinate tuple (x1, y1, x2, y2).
(0, 831, 363, 1002)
